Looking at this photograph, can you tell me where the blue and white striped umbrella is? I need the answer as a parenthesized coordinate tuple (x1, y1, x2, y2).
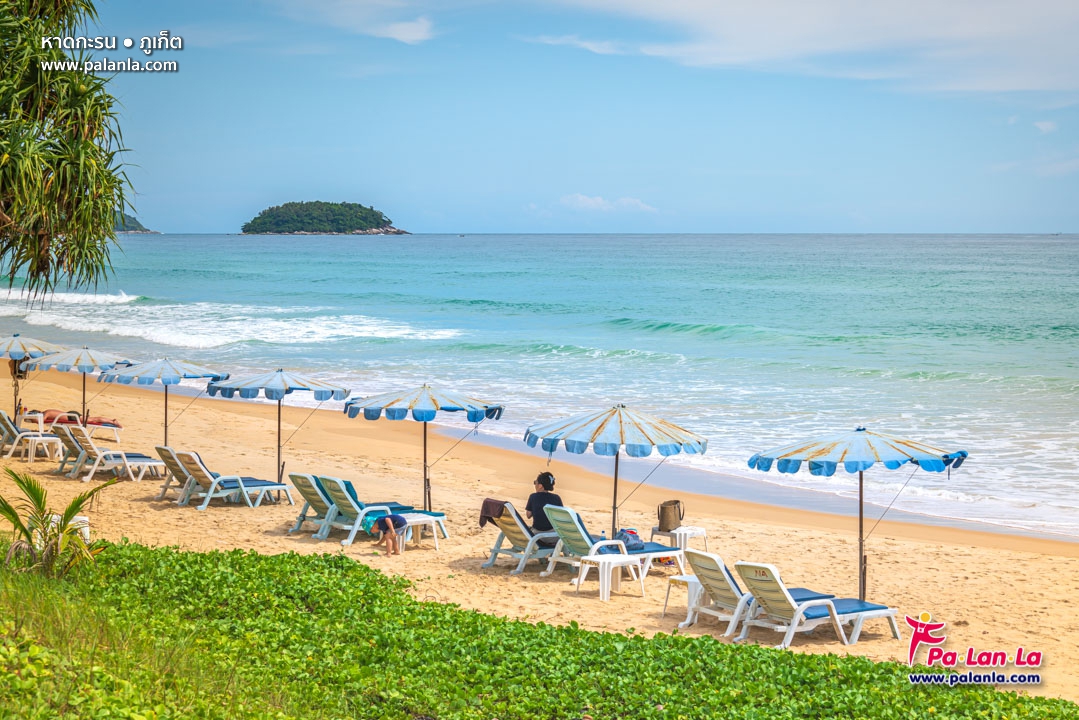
(0, 333, 64, 361)
(524, 404, 707, 534)
(99, 358, 228, 446)
(208, 369, 351, 481)
(748, 427, 968, 599)
(21, 346, 129, 420)
(343, 384, 504, 510)
(0, 333, 65, 415)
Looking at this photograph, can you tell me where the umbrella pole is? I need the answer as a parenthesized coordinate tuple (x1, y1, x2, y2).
(423, 421, 431, 512)
(611, 451, 620, 537)
(277, 399, 283, 483)
(859, 470, 866, 601)
(164, 385, 169, 447)
(82, 372, 87, 420)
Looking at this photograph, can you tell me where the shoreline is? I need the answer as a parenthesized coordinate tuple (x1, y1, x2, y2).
(97, 375, 1079, 547)
(4, 368, 1079, 700)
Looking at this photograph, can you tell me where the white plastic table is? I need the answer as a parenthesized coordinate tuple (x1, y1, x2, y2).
(650, 525, 708, 551)
(25, 435, 61, 463)
(397, 513, 448, 551)
(575, 554, 645, 601)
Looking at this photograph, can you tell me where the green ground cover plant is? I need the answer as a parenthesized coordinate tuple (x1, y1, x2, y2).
(0, 542, 1074, 719)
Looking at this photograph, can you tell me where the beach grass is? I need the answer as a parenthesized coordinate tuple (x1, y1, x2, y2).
(1, 542, 1074, 719)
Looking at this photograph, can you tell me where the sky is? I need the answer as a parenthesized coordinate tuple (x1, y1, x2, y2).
(82, 0, 1079, 234)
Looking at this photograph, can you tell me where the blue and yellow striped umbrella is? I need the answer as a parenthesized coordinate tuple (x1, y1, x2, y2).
(748, 427, 968, 599)
(344, 384, 504, 510)
(99, 358, 228, 445)
(524, 404, 707, 535)
(209, 369, 350, 481)
(21, 346, 128, 420)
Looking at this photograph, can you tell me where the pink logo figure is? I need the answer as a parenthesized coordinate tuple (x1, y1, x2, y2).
(906, 612, 947, 666)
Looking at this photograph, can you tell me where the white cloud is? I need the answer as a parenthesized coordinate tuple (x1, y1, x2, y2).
(531, 35, 624, 55)
(376, 16, 434, 44)
(1036, 155, 1079, 176)
(561, 193, 657, 212)
(1034, 121, 1059, 134)
(272, 1, 436, 44)
(543, 0, 1079, 92)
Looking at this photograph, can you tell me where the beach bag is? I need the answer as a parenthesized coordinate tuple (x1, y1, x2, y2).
(657, 499, 684, 532)
(614, 529, 644, 551)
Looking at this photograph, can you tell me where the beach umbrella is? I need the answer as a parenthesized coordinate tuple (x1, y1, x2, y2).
(208, 369, 350, 482)
(524, 404, 708, 536)
(0, 334, 65, 414)
(98, 358, 229, 446)
(748, 426, 968, 600)
(20, 346, 128, 420)
(343, 384, 505, 511)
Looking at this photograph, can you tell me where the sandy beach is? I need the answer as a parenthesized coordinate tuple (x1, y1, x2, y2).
(2, 368, 1077, 702)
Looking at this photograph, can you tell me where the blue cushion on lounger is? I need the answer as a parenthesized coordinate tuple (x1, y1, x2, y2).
(313, 476, 413, 512)
(801, 598, 890, 621)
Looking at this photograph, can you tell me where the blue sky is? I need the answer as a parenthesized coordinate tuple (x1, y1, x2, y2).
(89, 0, 1079, 233)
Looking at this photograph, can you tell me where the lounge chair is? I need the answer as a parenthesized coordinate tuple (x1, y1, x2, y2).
(0, 410, 60, 461)
(54, 425, 88, 476)
(67, 425, 164, 483)
(679, 549, 834, 635)
(154, 446, 197, 501)
(734, 561, 901, 648)
(288, 473, 339, 537)
(539, 505, 686, 579)
(480, 500, 559, 574)
(316, 476, 408, 546)
(174, 451, 294, 510)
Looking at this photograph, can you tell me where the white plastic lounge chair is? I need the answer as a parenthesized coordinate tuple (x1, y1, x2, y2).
(481, 501, 560, 574)
(734, 561, 901, 649)
(54, 424, 89, 476)
(67, 425, 164, 483)
(0, 410, 59, 461)
(288, 473, 339, 537)
(680, 549, 834, 635)
(154, 446, 197, 502)
(316, 476, 401, 546)
(174, 451, 294, 510)
(539, 505, 686, 578)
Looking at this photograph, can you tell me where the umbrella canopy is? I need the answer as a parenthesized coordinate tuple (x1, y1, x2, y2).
(748, 426, 968, 600)
(524, 404, 708, 535)
(21, 346, 128, 420)
(208, 369, 350, 481)
(99, 358, 229, 446)
(343, 384, 505, 511)
(0, 333, 65, 414)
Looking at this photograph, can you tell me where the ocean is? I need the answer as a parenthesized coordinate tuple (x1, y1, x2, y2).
(2, 233, 1077, 538)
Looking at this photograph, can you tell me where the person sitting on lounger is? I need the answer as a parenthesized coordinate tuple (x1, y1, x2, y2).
(374, 514, 408, 555)
(525, 471, 563, 535)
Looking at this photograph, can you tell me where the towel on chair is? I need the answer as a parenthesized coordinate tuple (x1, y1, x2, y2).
(479, 497, 507, 528)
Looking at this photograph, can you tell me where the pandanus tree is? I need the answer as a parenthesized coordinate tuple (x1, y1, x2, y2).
(0, 0, 130, 296)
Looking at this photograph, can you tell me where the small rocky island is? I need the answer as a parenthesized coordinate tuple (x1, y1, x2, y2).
(241, 201, 408, 235)
(114, 212, 157, 233)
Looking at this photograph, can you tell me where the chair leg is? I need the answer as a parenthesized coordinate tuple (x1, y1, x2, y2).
(290, 503, 312, 533)
(482, 533, 506, 569)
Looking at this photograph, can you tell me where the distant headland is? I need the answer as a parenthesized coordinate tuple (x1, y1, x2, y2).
(114, 211, 157, 234)
(241, 201, 408, 235)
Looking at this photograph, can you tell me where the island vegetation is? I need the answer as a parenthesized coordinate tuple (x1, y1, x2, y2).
(114, 211, 153, 233)
(241, 201, 406, 234)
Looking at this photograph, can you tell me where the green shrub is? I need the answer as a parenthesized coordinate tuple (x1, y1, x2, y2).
(0, 542, 1074, 719)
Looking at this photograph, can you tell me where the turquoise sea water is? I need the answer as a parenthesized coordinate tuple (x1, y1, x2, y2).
(2, 234, 1077, 537)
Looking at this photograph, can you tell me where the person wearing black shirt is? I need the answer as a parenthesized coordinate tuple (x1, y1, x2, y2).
(525, 471, 562, 533)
